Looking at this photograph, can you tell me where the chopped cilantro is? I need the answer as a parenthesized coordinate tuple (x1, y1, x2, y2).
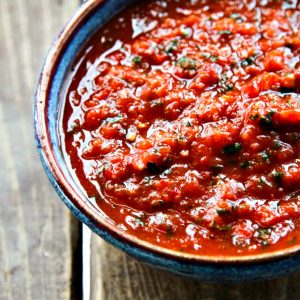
(225, 83, 234, 91)
(261, 240, 269, 247)
(144, 176, 152, 184)
(259, 111, 275, 129)
(258, 228, 270, 239)
(266, 111, 276, 118)
(105, 114, 123, 124)
(211, 222, 232, 231)
(216, 208, 231, 216)
(273, 171, 284, 185)
(132, 56, 142, 65)
(239, 160, 250, 169)
(211, 165, 224, 173)
(201, 53, 218, 62)
(257, 228, 271, 247)
(147, 162, 160, 174)
(219, 74, 234, 92)
(258, 176, 267, 186)
(273, 140, 281, 150)
(166, 39, 178, 54)
(241, 54, 257, 67)
(201, 53, 210, 59)
(210, 55, 219, 62)
(250, 113, 259, 121)
(230, 13, 242, 20)
(218, 30, 232, 35)
(135, 218, 145, 227)
(286, 99, 293, 107)
(261, 151, 270, 162)
(223, 143, 242, 155)
(185, 120, 192, 127)
(176, 56, 197, 70)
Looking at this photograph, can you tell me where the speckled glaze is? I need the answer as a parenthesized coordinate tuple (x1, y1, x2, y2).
(34, 0, 300, 282)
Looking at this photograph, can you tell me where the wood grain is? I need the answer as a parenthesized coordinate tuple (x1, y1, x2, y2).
(90, 232, 300, 300)
(0, 0, 80, 299)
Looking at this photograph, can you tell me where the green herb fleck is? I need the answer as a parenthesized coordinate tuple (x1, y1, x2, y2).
(250, 113, 259, 121)
(210, 55, 219, 62)
(223, 143, 242, 155)
(225, 83, 234, 91)
(267, 111, 276, 118)
(147, 162, 160, 174)
(230, 13, 242, 20)
(218, 30, 232, 35)
(219, 74, 234, 92)
(166, 39, 178, 54)
(211, 222, 232, 231)
(274, 140, 281, 150)
(239, 160, 250, 169)
(135, 218, 145, 227)
(201, 53, 219, 62)
(144, 176, 152, 184)
(273, 171, 284, 185)
(176, 56, 197, 70)
(258, 176, 267, 186)
(211, 165, 224, 173)
(258, 228, 270, 239)
(261, 151, 270, 162)
(286, 99, 293, 107)
(152, 100, 164, 108)
(216, 208, 231, 216)
(105, 114, 123, 124)
(241, 54, 257, 67)
(201, 53, 210, 59)
(259, 111, 275, 128)
(132, 56, 142, 65)
(185, 120, 192, 127)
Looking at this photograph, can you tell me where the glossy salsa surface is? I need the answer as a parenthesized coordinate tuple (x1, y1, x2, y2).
(60, 0, 300, 256)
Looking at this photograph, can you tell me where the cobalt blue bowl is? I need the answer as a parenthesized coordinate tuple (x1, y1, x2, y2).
(33, 0, 300, 282)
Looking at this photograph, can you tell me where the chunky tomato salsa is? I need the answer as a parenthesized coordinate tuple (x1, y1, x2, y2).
(60, 0, 300, 256)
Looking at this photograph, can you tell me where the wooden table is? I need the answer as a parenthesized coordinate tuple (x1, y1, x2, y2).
(1, 1, 300, 299)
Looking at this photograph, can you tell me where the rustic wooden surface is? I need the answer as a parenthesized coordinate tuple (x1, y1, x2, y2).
(90, 233, 300, 300)
(0, 1, 81, 300)
(1, 0, 300, 299)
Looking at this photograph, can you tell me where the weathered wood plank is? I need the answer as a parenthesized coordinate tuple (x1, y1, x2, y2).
(90, 232, 300, 300)
(0, 0, 81, 299)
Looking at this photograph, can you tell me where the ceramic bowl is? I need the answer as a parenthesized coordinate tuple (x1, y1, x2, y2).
(34, 0, 300, 282)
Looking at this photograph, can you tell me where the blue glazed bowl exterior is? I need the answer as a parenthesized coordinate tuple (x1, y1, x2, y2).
(34, 0, 300, 282)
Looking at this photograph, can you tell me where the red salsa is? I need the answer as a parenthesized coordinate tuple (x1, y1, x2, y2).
(60, 0, 300, 256)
